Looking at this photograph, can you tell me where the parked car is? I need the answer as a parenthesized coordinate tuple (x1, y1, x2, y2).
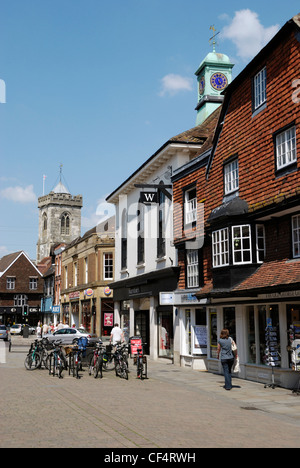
(45, 327, 91, 345)
(0, 325, 9, 341)
(28, 325, 36, 335)
(10, 324, 23, 335)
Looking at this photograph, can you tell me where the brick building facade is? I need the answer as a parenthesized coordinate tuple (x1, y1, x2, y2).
(172, 13, 300, 388)
(0, 251, 43, 326)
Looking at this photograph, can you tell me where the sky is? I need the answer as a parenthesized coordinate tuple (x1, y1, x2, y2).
(0, 0, 299, 260)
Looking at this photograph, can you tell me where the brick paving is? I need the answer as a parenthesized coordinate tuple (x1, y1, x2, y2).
(1, 336, 300, 449)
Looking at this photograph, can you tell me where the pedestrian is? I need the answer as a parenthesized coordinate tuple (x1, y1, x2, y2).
(217, 329, 237, 391)
(42, 323, 49, 337)
(36, 323, 41, 338)
(109, 323, 124, 346)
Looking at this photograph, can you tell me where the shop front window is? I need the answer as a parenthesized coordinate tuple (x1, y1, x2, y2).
(82, 301, 91, 332)
(209, 308, 218, 359)
(185, 310, 191, 355)
(246, 305, 280, 366)
(247, 306, 256, 363)
(258, 305, 280, 366)
(71, 302, 79, 328)
(120, 301, 130, 343)
(158, 310, 173, 359)
(223, 307, 236, 343)
(287, 304, 300, 368)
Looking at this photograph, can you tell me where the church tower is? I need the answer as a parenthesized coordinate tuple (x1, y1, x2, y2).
(195, 27, 234, 126)
(36, 170, 83, 262)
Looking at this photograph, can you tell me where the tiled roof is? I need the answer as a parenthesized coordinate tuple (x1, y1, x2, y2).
(195, 260, 300, 299)
(233, 259, 300, 293)
(170, 107, 221, 151)
(0, 251, 22, 274)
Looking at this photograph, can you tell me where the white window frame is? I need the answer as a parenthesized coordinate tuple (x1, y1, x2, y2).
(6, 277, 15, 290)
(14, 294, 27, 306)
(224, 159, 239, 195)
(232, 225, 252, 265)
(254, 67, 267, 110)
(186, 250, 199, 288)
(104, 253, 113, 280)
(276, 126, 296, 170)
(292, 215, 300, 258)
(29, 278, 38, 290)
(212, 228, 229, 267)
(256, 224, 266, 263)
(185, 187, 197, 225)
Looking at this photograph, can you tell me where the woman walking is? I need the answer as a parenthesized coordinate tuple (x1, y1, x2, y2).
(217, 329, 237, 390)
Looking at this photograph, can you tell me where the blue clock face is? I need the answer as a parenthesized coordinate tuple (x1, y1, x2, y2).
(210, 72, 228, 90)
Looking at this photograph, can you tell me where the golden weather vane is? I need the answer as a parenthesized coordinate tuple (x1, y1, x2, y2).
(209, 25, 220, 52)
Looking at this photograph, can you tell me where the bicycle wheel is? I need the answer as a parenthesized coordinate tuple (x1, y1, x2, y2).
(58, 360, 64, 379)
(102, 354, 115, 372)
(53, 354, 58, 377)
(143, 357, 147, 379)
(24, 352, 41, 370)
(89, 355, 95, 375)
(93, 360, 100, 378)
(137, 358, 143, 379)
(121, 362, 128, 380)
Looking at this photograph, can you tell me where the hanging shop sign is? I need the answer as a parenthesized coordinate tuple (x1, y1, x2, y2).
(104, 286, 112, 296)
(140, 192, 158, 204)
(52, 305, 60, 314)
(159, 292, 174, 305)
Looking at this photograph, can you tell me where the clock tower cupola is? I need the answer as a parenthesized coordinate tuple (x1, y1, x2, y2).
(195, 26, 234, 126)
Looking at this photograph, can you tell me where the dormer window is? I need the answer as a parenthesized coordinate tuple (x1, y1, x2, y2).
(224, 159, 239, 195)
(185, 187, 197, 225)
(253, 67, 267, 111)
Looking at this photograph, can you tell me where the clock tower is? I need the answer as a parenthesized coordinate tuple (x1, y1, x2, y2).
(195, 27, 234, 126)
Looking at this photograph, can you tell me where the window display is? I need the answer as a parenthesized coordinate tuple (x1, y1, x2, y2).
(158, 310, 173, 358)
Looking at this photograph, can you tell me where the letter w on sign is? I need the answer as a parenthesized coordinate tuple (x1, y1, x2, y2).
(140, 192, 158, 203)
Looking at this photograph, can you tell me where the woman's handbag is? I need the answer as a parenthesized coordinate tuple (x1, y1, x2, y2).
(232, 356, 240, 373)
(230, 337, 237, 355)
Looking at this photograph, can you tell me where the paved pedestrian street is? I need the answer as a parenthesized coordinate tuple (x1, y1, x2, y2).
(1, 337, 300, 450)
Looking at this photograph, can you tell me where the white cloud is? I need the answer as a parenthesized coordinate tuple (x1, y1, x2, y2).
(0, 185, 37, 203)
(81, 196, 115, 230)
(221, 9, 280, 61)
(159, 74, 193, 97)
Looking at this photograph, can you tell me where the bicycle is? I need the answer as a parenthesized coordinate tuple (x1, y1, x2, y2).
(102, 343, 116, 372)
(114, 343, 129, 380)
(48, 340, 66, 379)
(136, 343, 147, 380)
(39, 338, 56, 370)
(89, 341, 105, 379)
(72, 336, 88, 379)
(24, 339, 42, 370)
